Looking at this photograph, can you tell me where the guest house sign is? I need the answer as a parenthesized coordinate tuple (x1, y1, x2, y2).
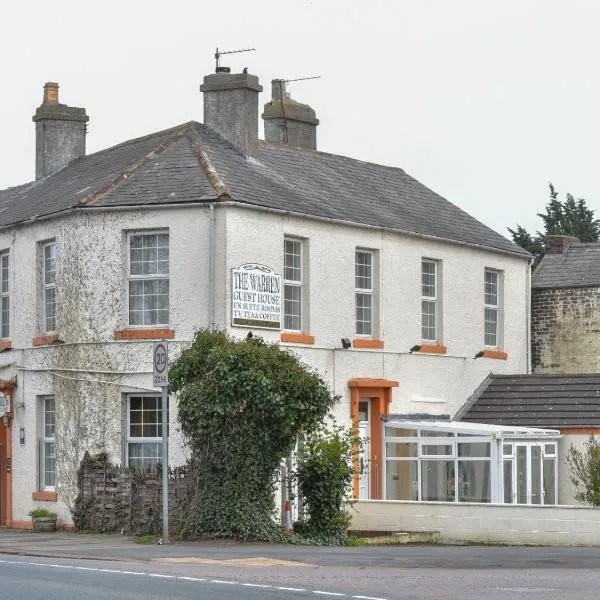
(231, 264, 282, 329)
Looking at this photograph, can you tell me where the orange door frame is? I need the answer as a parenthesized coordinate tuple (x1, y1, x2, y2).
(349, 378, 398, 500)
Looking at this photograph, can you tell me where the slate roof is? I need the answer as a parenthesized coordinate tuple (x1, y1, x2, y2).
(532, 244, 600, 288)
(459, 373, 600, 428)
(0, 121, 527, 256)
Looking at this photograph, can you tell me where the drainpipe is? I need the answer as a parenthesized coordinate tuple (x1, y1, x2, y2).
(208, 204, 215, 331)
(526, 258, 532, 373)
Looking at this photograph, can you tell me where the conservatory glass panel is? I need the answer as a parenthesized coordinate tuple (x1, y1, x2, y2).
(503, 460, 513, 503)
(386, 460, 418, 500)
(457, 461, 491, 503)
(458, 442, 490, 458)
(421, 460, 454, 501)
(386, 442, 418, 458)
(531, 445, 542, 504)
(543, 457, 556, 505)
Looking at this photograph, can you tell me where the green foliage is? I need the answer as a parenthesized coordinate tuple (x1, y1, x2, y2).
(566, 435, 600, 506)
(294, 420, 357, 540)
(508, 183, 599, 266)
(28, 508, 57, 518)
(169, 329, 337, 541)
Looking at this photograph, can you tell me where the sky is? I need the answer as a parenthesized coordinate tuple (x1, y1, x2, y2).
(1, 0, 599, 240)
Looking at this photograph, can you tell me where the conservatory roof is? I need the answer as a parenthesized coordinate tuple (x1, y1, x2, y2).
(384, 418, 560, 438)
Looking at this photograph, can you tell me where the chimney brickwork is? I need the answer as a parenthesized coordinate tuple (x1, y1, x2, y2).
(200, 72, 263, 156)
(32, 82, 89, 179)
(546, 235, 580, 254)
(262, 79, 319, 150)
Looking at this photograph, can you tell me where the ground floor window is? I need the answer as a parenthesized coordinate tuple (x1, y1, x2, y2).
(42, 396, 56, 489)
(383, 420, 558, 505)
(126, 395, 168, 471)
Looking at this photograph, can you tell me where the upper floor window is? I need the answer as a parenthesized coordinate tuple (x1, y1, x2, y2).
(128, 232, 169, 326)
(283, 238, 303, 331)
(355, 249, 374, 336)
(421, 259, 439, 342)
(126, 395, 168, 471)
(43, 242, 56, 332)
(484, 269, 501, 347)
(0, 251, 9, 338)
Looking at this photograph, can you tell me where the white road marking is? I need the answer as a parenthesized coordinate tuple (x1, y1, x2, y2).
(0, 556, 390, 599)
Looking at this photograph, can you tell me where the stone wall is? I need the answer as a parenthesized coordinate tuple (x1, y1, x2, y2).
(73, 452, 188, 535)
(532, 286, 600, 372)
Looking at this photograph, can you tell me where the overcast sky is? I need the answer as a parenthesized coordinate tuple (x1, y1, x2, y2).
(2, 0, 599, 239)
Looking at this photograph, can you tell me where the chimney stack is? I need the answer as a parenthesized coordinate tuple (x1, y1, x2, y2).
(200, 71, 263, 156)
(262, 79, 319, 150)
(32, 82, 89, 179)
(547, 235, 580, 254)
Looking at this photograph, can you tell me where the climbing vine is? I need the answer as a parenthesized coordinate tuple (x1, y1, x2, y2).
(169, 329, 337, 540)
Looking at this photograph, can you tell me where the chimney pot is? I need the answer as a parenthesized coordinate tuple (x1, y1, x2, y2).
(43, 82, 60, 105)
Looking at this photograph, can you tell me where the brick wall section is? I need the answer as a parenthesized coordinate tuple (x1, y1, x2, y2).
(532, 286, 600, 372)
(74, 452, 189, 535)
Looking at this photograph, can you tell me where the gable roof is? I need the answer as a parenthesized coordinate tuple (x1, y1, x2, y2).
(532, 243, 600, 288)
(0, 122, 528, 256)
(459, 373, 600, 428)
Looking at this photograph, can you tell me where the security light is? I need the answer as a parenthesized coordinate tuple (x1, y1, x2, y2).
(341, 338, 352, 349)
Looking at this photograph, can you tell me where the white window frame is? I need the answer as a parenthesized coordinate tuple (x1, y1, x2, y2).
(42, 396, 56, 490)
(125, 394, 168, 470)
(421, 259, 439, 343)
(283, 237, 303, 332)
(0, 250, 9, 339)
(484, 269, 501, 348)
(43, 241, 56, 333)
(355, 249, 374, 336)
(127, 231, 170, 327)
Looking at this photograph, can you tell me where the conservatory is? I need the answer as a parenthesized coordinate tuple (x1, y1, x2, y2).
(382, 419, 560, 505)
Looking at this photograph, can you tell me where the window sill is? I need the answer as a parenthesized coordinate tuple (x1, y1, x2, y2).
(32, 491, 57, 502)
(481, 349, 508, 360)
(352, 338, 384, 349)
(32, 335, 61, 346)
(0, 340, 12, 352)
(114, 328, 175, 341)
(416, 344, 447, 354)
(280, 332, 315, 345)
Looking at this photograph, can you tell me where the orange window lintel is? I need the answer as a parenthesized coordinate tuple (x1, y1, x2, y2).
(114, 328, 175, 341)
(352, 339, 384, 349)
(280, 332, 315, 345)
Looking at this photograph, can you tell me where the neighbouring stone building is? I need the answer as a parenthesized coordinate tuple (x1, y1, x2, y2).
(531, 235, 600, 373)
(0, 67, 532, 528)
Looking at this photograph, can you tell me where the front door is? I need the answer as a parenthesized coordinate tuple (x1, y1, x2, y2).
(358, 401, 370, 499)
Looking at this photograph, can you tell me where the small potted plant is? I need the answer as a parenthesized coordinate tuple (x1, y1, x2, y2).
(29, 507, 58, 532)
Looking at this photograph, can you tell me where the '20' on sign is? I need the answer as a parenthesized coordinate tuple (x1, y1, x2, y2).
(153, 341, 169, 388)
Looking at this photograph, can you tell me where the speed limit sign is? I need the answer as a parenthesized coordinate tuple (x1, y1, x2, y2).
(153, 341, 169, 388)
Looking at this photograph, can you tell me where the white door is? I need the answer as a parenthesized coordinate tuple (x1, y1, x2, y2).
(358, 401, 370, 499)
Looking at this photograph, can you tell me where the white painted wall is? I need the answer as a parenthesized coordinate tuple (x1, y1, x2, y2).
(0, 202, 530, 524)
(351, 500, 600, 546)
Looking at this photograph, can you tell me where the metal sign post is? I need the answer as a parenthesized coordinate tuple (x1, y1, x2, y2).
(153, 341, 169, 544)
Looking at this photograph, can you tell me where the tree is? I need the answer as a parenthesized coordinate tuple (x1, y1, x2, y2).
(508, 183, 599, 265)
(566, 435, 600, 506)
(169, 329, 337, 541)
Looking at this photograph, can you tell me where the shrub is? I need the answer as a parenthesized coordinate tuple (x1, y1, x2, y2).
(28, 508, 57, 518)
(294, 420, 357, 540)
(566, 434, 600, 505)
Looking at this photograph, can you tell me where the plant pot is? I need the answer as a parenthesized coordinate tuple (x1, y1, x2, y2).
(32, 517, 57, 532)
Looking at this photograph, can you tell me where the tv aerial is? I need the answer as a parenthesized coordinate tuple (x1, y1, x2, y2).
(283, 76, 321, 84)
(214, 47, 256, 73)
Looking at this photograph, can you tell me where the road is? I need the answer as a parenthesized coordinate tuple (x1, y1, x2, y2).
(2, 531, 600, 599)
